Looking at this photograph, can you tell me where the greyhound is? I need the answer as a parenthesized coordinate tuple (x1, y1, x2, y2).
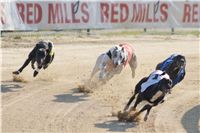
(156, 54, 186, 87)
(123, 70, 172, 121)
(13, 40, 54, 77)
(90, 43, 137, 83)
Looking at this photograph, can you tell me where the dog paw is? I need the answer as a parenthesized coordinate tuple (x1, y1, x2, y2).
(144, 116, 148, 121)
(43, 64, 49, 69)
(31, 65, 35, 70)
(33, 71, 39, 77)
(160, 99, 165, 103)
(123, 105, 129, 111)
(13, 71, 20, 75)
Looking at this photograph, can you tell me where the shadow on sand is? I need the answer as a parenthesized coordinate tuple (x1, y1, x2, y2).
(1, 81, 23, 93)
(95, 120, 136, 132)
(53, 88, 89, 103)
(181, 105, 200, 133)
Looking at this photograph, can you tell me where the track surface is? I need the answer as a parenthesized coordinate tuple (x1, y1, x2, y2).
(2, 36, 199, 133)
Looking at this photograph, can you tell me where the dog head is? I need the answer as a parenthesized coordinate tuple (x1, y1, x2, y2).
(169, 55, 186, 74)
(36, 48, 47, 68)
(175, 55, 186, 68)
(111, 46, 126, 67)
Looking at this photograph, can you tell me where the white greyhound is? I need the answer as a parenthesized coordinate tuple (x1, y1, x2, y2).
(90, 43, 137, 82)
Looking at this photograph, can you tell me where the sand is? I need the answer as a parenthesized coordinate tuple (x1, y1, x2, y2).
(1, 34, 199, 133)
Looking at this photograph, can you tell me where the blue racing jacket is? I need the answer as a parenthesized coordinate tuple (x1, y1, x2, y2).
(156, 54, 185, 87)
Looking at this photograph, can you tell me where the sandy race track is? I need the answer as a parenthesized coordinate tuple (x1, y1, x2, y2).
(1, 34, 199, 133)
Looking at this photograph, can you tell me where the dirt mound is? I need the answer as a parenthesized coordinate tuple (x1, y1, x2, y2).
(117, 110, 141, 123)
(12, 75, 27, 83)
(77, 84, 93, 93)
(77, 79, 103, 93)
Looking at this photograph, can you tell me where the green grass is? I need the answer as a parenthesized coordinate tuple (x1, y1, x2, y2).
(102, 30, 200, 36)
(181, 30, 200, 36)
(103, 30, 144, 36)
(14, 36, 21, 39)
(2, 29, 199, 38)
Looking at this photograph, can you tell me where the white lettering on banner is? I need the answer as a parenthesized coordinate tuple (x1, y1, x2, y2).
(0, 0, 199, 30)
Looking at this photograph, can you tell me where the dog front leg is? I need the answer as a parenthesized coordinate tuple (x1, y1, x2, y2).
(31, 59, 35, 70)
(137, 104, 152, 121)
(129, 54, 137, 78)
(114, 65, 123, 74)
(33, 66, 42, 77)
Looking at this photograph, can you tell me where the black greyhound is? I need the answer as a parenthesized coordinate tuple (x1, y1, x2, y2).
(13, 40, 54, 77)
(123, 70, 172, 121)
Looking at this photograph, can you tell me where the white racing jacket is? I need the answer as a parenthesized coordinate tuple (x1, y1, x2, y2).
(141, 70, 170, 93)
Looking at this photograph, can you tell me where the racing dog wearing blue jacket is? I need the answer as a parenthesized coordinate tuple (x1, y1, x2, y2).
(156, 54, 186, 87)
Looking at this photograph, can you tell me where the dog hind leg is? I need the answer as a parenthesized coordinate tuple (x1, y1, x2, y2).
(136, 104, 152, 121)
(90, 54, 104, 80)
(130, 94, 143, 112)
(90, 65, 99, 80)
